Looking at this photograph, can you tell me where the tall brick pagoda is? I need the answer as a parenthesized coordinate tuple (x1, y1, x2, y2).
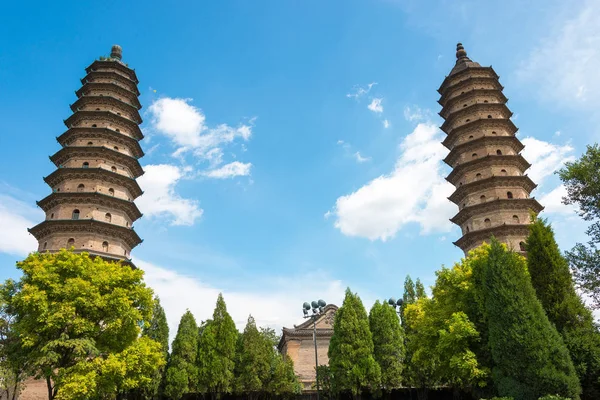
(29, 45, 144, 263)
(439, 43, 543, 254)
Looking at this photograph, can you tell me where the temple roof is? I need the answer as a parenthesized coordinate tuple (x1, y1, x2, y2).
(278, 304, 338, 350)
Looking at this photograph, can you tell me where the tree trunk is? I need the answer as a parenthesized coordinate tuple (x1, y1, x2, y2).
(46, 376, 53, 400)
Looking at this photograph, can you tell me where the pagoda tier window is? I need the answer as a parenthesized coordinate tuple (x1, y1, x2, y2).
(480, 195, 486, 203)
(108, 188, 115, 196)
(105, 213, 111, 223)
(488, 115, 492, 118)
(114, 146, 119, 151)
(496, 149, 502, 155)
(50, 213, 54, 219)
(472, 153, 478, 158)
(468, 135, 474, 139)
(92, 124, 97, 127)
(513, 215, 520, 223)
(83, 162, 89, 168)
(484, 100, 489, 103)
(87, 141, 93, 146)
(77, 184, 85, 192)
(102, 241, 109, 252)
(43, 242, 47, 250)
(475, 173, 482, 180)
(519, 242, 526, 251)
(501, 169, 507, 176)
(507, 191, 513, 199)
(484, 218, 491, 228)
(67, 238, 75, 247)
(72, 209, 80, 220)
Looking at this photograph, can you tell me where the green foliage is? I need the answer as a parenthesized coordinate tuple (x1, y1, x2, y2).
(403, 265, 489, 393)
(402, 275, 417, 316)
(267, 353, 302, 397)
(316, 365, 333, 399)
(328, 288, 381, 396)
(481, 239, 581, 400)
(0, 298, 27, 400)
(537, 396, 572, 400)
(368, 300, 405, 389)
(558, 144, 600, 308)
(415, 278, 427, 299)
(235, 315, 273, 394)
(527, 218, 600, 400)
(164, 310, 199, 399)
(0, 250, 160, 400)
(197, 293, 238, 397)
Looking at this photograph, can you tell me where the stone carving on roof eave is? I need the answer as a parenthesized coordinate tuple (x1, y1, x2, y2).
(58, 129, 144, 158)
(44, 169, 143, 198)
(444, 136, 524, 165)
(446, 154, 530, 183)
(51, 147, 144, 178)
(29, 220, 142, 247)
(451, 198, 544, 225)
(442, 119, 518, 147)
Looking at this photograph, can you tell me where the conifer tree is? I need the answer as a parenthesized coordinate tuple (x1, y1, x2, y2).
(368, 301, 405, 390)
(139, 296, 169, 399)
(197, 293, 238, 399)
(328, 288, 381, 398)
(268, 354, 302, 397)
(526, 218, 600, 400)
(415, 279, 427, 300)
(235, 315, 272, 398)
(402, 275, 417, 316)
(164, 310, 199, 399)
(482, 239, 581, 400)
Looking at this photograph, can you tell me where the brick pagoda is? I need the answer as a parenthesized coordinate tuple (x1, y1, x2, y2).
(29, 45, 144, 264)
(438, 43, 543, 254)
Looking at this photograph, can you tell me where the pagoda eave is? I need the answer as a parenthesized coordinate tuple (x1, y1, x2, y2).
(50, 146, 144, 178)
(36, 192, 142, 221)
(81, 70, 140, 95)
(438, 87, 508, 111)
(453, 223, 530, 251)
(448, 175, 537, 205)
(446, 154, 531, 184)
(450, 198, 544, 225)
(44, 168, 143, 199)
(86, 60, 138, 83)
(29, 219, 142, 248)
(442, 119, 518, 149)
(441, 103, 513, 134)
(76, 82, 141, 109)
(443, 135, 525, 166)
(70, 96, 143, 123)
(64, 111, 143, 140)
(57, 128, 144, 159)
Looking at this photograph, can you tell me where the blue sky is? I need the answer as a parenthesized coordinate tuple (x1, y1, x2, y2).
(1, 0, 599, 337)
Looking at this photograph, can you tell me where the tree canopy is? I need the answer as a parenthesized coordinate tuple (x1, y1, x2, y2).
(0, 250, 163, 400)
(164, 310, 199, 399)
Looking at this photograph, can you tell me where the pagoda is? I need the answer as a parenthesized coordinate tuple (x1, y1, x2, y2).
(29, 45, 144, 263)
(438, 43, 543, 254)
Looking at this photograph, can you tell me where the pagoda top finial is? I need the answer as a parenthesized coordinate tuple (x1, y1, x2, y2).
(456, 43, 468, 60)
(110, 45, 122, 60)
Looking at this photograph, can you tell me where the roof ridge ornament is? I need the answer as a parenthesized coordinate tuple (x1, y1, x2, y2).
(456, 42, 471, 62)
(110, 45, 123, 60)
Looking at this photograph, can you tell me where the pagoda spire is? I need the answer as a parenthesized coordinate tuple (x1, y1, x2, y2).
(438, 43, 543, 254)
(29, 45, 145, 265)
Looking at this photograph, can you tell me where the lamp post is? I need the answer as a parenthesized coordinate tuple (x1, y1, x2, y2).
(303, 299, 327, 400)
(387, 297, 404, 322)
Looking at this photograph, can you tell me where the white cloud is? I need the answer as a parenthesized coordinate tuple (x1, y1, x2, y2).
(354, 152, 371, 163)
(0, 194, 43, 257)
(368, 98, 384, 113)
(147, 97, 253, 160)
(137, 164, 203, 226)
(403, 105, 431, 122)
(539, 185, 577, 215)
(202, 161, 252, 179)
(347, 82, 377, 100)
(521, 137, 574, 185)
(137, 258, 349, 344)
(330, 123, 455, 240)
(518, 1, 600, 109)
(383, 119, 391, 128)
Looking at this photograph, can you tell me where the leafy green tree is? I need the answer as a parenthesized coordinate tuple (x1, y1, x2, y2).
(558, 144, 600, 308)
(0, 298, 28, 400)
(197, 293, 238, 399)
(402, 275, 417, 316)
(235, 315, 272, 398)
(131, 296, 170, 400)
(267, 353, 302, 397)
(164, 310, 199, 399)
(526, 217, 600, 400)
(328, 288, 381, 398)
(0, 250, 160, 400)
(481, 239, 581, 400)
(415, 279, 427, 300)
(368, 301, 405, 390)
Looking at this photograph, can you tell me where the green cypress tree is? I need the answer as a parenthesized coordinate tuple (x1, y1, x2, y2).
(402, 275, 417, 315)
(164, 310, 199, 399)
(267, 353, 302, 397)
(526, 217, 600, 400)
(369, 300, 405, 390)
(197, 293, 238, 399)
(139, 296, 169, 399)
(235, 315, 272, 399)
(482, 239, 581, 400)
(415, 279, 427, 300)
(328, 288, 381, 398)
